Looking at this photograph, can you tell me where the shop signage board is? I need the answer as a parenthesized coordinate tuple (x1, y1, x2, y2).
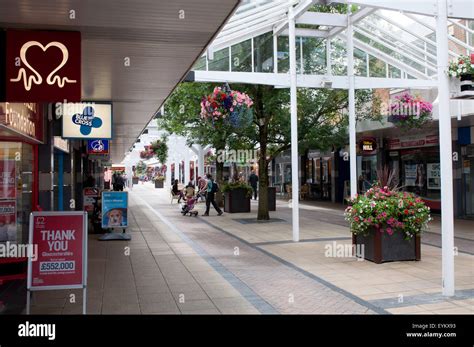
(83, 187, 100, 213)
(27, 211, 88, 314)
(6, 30, 81, 102)
(0, 200, 16, 242)
(387, 134, 438, 150)
(61, 102, 112, 139)
(359, 137, 377, 155)
(101, 191, 128, 229)
(0, 102, 44, 143)
(87, 139, 109, 155)
(53, 136, 69, 153)
(0, 160, 16, 199)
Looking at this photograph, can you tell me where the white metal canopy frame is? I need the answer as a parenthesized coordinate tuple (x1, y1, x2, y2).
(191, 0, 474, 297)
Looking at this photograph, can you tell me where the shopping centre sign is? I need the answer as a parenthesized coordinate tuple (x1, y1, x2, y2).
(5, 30, 81, 102)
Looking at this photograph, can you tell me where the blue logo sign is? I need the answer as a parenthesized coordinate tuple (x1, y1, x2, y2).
(72, 106, 102, 135)
(87, 139, 109, 154)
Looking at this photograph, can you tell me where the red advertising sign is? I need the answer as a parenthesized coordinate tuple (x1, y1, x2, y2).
(387, 134, 439, 150)
(0, 160, 16, 199)
(28, 212, 87, 290)
(83, 187, 100, 213)
(6, 30, 81, 102)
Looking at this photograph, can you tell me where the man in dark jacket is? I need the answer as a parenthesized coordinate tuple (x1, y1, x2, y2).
(248, 170, 259, 200)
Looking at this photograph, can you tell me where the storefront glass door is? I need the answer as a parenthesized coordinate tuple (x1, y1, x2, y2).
(464, 157, 474, 217)
(0, 142, 34, 245)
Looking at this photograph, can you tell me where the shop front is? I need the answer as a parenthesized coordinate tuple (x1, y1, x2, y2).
(357, 137, 379, 194)
(0, 102, 44, 285)
(459, 126, 474, 218)
(385, 134, 441, 211)
(304, 150, 333, 200)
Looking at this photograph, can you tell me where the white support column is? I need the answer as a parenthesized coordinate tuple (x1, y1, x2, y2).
(273, 33, 278, 73)
(166, 160, 171, 187)
(184, 149, 191, 184)
(289, 4, 300, 242)
(436, 0, 455, 297)
(347, 8, 357, 199)
(175, 158, 180, 183)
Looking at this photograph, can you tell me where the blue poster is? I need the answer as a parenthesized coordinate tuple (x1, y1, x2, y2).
(102, 191, 128, 228)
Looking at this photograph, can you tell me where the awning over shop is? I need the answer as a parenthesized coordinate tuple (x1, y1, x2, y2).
(0, 0, 240, 163)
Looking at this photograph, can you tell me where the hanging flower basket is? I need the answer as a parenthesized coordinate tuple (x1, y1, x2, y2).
(149, 138, 168, 164)
(140, 146, 154, 159)
(200, 86, 254, 129)
(387, 93, 432, 130)
(447, 55, 474, 93)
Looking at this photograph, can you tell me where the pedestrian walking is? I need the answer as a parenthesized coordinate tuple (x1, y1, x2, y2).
(202, 174, 223, 216)
(248, 170, 259, 200)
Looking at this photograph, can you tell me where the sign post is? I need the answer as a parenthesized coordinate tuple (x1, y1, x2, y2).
(27, 211, 88, 314)
(99, 191, 130, 241)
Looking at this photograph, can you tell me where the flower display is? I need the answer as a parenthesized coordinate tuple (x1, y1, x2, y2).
(140, 146, 154, 159)
(447, 55, 474, 78)
(149, 139, 168, 164)
(344, 185, 431, 239)
(388, 92, 432, 130)
(200, 86, 253, 128)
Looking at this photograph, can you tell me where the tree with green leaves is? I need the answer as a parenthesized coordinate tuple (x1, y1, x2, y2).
(229, 84, 374, 220)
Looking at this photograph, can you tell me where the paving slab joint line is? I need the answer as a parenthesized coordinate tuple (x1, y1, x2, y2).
(132, 193, 279, 315)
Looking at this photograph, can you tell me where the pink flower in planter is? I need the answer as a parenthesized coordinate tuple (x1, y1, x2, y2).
(386, 228, 394, 235)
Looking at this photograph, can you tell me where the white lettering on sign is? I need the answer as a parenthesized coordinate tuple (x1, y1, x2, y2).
(10, 41, 77, 91)
(3, 102, 37, 137)
(40, 229, 76, 252)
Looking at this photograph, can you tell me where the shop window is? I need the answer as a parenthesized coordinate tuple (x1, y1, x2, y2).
(0, 142, 34, 245)
(400, 148, 441, 207)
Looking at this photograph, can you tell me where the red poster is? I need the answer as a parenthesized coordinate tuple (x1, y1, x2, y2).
(28, 212, 86, 289)
(83, 188, 100, 213)
(6, 30, 81, 102)
(0, 160, 16, 199)
(0, 201, 16, 242)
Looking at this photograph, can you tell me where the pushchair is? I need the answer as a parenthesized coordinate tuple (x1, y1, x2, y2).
(180, 186, 204, 216)
(181, 194, 199, 216)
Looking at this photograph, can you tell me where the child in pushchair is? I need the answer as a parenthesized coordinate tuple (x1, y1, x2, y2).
(181, 194, 199, 216)
(181, 185, 205, 216)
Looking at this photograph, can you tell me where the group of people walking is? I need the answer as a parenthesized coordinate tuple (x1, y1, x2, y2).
(171, 170, 260, 216)
(172, 173, 223, 216)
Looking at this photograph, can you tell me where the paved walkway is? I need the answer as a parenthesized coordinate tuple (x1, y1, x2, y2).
(28, 183, 473, 314)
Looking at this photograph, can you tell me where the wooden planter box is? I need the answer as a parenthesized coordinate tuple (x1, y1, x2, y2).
(267, 187, 276, 211)
(132, 177, 139, 185)
(352, 229, 420, 264)
(224, 188, 251, 213)
(154, 180, 164, 188)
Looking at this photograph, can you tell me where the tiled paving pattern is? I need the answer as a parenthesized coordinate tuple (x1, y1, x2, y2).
(28, 183, 474, 314)
(134, 192, 378, 314)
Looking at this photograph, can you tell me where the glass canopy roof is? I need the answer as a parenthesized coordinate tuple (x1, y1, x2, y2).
(194, 0, 474, 81)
